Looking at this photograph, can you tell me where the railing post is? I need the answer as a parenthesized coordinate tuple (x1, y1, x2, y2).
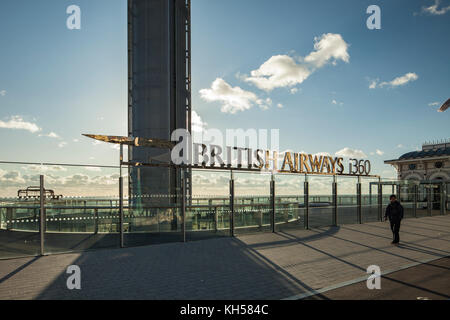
(377, 178, 382, 221)
(332, 176, 337, 226)
(181, 170, 186, 242)
(440, 182, 445, 216)
(304, 176, 309, 230)
(39, 175, 45, 256)
(214, 207, 218, 232)
(413, 184, 418, 218)
(445, 183, 448, 215)
(270, 174, 275, 233)
(357, 177, 362, 224)
(427, 185, 432, 216)
(119, 176, 124, 248)
(119, 144, 124, 248)
(94, 208, 99, 234)
(229, 172, 234, 237)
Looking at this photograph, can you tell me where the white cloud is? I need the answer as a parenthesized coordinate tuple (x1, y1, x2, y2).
(304, 33, 350, 68)
(376, 149, 385, 156)
(277, 103, 284, 109)
(0, 116, 41, 133)
(331, 99, 343, 106)
(58, 141, 67, 148)
(244, 55, 312, 92)
(191, 110, 207, 133)
(39, 132, 60, 139)
(368, 79, 379, 89)
(0, 90, 6, 96)
(244, 33, 349, 92)
(290, 88, 299, 94)
(422, 0, 450, 15)
(73, 138, 79, 142)
(397, 144, 404, 148)
(428, 102, 440, 107)
(23, 165, 67, 172)
(85, 167, 102, 172)
(200, 78, 269, 114)
(370, 73, 419, 89)
(335, 147, 367, 158)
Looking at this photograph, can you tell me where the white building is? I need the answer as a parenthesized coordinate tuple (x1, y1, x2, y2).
(385, 140, 450, 182)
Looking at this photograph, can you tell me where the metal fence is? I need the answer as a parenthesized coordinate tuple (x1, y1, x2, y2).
(0, 162, 448, 259)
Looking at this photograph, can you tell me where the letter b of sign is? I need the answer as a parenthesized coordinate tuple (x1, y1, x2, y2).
(366, 5, 381, 30)
(366, 265, 381, 290)
(66, 5, 81, 30)
(66, 265, 81, 290)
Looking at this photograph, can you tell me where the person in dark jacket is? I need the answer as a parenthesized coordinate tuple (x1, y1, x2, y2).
(384, 195, 404, 244)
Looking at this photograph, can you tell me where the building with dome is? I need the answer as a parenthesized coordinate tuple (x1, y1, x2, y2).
(384, 140, 450, 182)
(384, 140, 449, 216)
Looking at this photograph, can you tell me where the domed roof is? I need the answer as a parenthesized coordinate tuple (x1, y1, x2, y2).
(399, 147, 450, 160)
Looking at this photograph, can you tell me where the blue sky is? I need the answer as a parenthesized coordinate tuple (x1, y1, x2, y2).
(0, 0, 449, 180)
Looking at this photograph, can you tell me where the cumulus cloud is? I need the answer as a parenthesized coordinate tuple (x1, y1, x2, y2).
(0, 116, 41, 133)
(331, 99, 344, 106)
(191, 110, 207, 133)
(335, 147, 367, 158)
(369, 72, 418, 89)
(0, 90, 6, 96)
(58, 142, 67, 148)
(428, 102, 440, 107)
(200, 78, 270, 114)
(244, 55, 312, 92)
(244, 33, 349, 92)
(290, 88, 299, 94)
(422, 0, 450, 15)
(375, 149, 385, 156)
(304, 33, 350, 68)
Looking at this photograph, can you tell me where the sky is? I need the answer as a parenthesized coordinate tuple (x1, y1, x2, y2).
(0, 0, 449, 196)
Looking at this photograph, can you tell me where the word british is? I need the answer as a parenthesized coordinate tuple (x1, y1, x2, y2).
(171, 130, 371, 176)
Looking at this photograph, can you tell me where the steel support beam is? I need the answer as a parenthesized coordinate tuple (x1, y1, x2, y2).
(357, 178, 362, 224)
(39, 175, 45, 256)
(304, 180, 309, 230)
(270, 175, 275, 233)
(332, 177, 337, 226)
(229, 173, 235, 237)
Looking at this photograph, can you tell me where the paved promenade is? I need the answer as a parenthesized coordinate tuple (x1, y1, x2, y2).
(0, 215, 449, 300)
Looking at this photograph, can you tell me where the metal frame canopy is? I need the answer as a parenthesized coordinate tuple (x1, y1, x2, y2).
(83, 134, 379, 178)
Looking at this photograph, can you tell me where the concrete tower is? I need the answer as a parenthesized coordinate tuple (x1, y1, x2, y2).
(127, 0, 191, 204)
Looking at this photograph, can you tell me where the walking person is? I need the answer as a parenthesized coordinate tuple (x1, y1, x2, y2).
(384, 195, 404, 245)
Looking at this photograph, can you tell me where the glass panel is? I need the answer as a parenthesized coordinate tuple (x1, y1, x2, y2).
(233, 172, 271, 234)
(185, 169, 230, 240)
(124, 167, 182, 247)
(42, 164, 121, 254)
(399, 181, 416, 218)
(308, 176, 333, 228)
(274, 174, 305, 231)
(361, 178, 379, 223)
(336, 176, 358, 225)
(0, 163, 41, 259)
(417, 184, 429, 218)
(430, 182, 443, 216)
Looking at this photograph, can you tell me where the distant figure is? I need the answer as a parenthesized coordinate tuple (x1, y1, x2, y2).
(384, 195, 404, 245)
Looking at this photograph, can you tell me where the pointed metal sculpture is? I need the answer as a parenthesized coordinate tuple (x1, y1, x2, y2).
(438, 98, 450, 113)
(83, 134, 175, 149)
